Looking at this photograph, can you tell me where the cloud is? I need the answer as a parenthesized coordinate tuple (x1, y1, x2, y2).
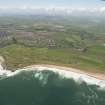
(0, 6, 104, 14)
(100, 6, 105, 12)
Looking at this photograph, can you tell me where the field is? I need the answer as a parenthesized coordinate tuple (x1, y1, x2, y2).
(0, 15, 105, 72)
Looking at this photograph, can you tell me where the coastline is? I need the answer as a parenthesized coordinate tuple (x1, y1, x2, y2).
(24, 64, 105, 81)
(0, 63, 105, 87)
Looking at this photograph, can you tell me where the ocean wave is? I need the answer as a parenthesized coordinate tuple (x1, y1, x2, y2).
(0, 65, 105, 105)
(0, 65, 105, 89)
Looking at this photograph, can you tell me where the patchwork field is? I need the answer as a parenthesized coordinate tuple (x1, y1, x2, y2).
(0, 15, 105, 72)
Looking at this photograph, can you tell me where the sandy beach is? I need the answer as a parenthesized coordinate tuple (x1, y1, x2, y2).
(24, 64, 105, 81)
(0, 63, 105, 87)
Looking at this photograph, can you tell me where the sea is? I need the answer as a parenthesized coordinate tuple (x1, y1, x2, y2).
(0, 66, 105, 105)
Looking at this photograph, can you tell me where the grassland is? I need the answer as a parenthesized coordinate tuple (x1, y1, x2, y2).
(0, 15, 105, 72)
(0, 44, 104, 73)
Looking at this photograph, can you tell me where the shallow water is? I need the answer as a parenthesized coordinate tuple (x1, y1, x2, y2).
(0, 68, 105, 105)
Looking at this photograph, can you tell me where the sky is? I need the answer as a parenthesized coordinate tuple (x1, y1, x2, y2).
(0, 0, 105, 9)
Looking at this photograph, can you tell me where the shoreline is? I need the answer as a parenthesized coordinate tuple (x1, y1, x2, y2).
(24, 64, 105, 81)
(0, 63, 105, 87)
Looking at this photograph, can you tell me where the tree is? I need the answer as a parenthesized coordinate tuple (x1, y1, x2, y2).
(12, 37, 18, 44)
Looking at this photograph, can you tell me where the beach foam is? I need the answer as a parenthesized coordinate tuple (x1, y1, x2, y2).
(0, 65, 105, 88)
(28, 66, 105, 88)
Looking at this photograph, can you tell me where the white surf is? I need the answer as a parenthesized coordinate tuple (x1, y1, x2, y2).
(0, 64, 105, 89)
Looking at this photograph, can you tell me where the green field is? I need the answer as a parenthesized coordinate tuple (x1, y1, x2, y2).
(0, 44, 105, 73)
(0, 15, 105, 72)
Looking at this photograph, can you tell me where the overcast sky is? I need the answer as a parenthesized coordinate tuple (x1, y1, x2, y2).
(0, 0, 105, 9)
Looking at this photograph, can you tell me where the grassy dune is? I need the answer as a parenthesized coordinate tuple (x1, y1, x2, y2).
(0, 44, 105, 73)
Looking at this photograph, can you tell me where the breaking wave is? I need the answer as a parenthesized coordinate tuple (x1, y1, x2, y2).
(0, 65, 105, 105)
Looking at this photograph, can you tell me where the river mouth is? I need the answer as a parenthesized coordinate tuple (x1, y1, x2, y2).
(0, 67, 105, 105)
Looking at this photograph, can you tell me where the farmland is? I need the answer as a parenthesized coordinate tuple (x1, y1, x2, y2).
(0, 15, 105, 72)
